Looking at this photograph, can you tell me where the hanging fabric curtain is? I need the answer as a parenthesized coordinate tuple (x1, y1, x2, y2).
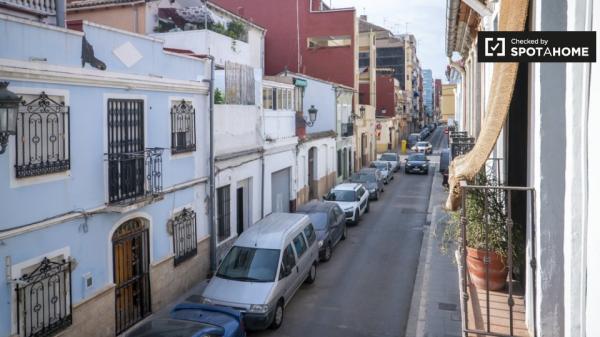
(446, 0, 529, 210)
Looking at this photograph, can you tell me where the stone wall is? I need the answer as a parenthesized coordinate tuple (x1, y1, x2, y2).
(150, 238, 210, 310)
(58, 285, 115, 337)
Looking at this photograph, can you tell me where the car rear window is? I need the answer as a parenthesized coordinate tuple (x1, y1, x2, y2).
(380, 154, 397, 161)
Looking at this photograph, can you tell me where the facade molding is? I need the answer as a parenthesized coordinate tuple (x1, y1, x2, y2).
(0, 59, 209, 94)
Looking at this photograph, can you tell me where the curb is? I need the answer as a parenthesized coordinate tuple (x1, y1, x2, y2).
(405, 165, 443, 337)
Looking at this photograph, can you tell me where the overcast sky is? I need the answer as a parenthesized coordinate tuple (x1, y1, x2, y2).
(331, 0, 448, 82)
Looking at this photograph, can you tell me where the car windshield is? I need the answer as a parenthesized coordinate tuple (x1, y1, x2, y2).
(351, 173, 376, 183)
(371, 162, 387, 170)
(417, 142, 429, 146)
(126, 318, 215, 337)
(380, 154, 397, 161)
(216, 246, 280, 282)
(305, 212, 328, 231)
(329, 189, 357, 202)
(408, 154, 427, 161)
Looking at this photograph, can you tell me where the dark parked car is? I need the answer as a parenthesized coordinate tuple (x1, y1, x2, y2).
(405, 153, 430, 175)
(126, 303, 245, 337)
(408, 133, 421, 148)
(349, 169, 384, 200)
(297, 200, 347, 261)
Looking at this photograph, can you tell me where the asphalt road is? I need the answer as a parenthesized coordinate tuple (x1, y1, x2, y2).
(251, 127, 445, 337)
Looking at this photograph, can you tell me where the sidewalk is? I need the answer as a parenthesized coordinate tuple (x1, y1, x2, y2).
(406, 165, 462, 337)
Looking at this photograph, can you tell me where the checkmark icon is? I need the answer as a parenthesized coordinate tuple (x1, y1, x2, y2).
(490, 42, 501, 51)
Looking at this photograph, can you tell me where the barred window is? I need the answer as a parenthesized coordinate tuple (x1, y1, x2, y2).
(16, 92, 70, 178)
(171, 100, 196, 154)
(172, 208, 198, 266)
(217, 185, 231, 242)
(15, 257, 72, 337)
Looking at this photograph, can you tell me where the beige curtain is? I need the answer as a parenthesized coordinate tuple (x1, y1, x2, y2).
(446, 0, 529, 210)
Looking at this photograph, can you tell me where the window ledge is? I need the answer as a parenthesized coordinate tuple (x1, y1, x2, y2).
(106, 194, 165, 213)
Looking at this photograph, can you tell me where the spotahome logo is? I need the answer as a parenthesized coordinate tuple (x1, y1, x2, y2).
(478, 31, 596, 62)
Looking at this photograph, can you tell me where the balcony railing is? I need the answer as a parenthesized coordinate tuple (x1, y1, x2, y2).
(457, 179, 537, 337)
(341, 123, 354, 137)
(0, 0, 56, 16)
(450, 132, 475, 159)
(106, 148, 163, 204)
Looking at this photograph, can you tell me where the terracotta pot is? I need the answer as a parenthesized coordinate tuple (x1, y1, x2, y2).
(466, 247, 508, 291)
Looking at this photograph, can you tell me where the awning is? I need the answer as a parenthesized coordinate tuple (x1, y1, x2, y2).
(293, 78, 308, 87)
(445, 0, 529, 210)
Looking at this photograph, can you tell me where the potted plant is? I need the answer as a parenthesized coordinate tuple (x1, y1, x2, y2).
(443, 172, 522, 291)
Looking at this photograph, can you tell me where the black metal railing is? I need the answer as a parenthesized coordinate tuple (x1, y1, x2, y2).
(171, 100, 196, 154)
(16, 92, 70, 178)
(172, 208, 198, 266)
(15, 257, 72, 337)
(449, 131, 475, 159)
(107, 148, 163, 204)
(341, 123, 354, 137)
(458, 180, 537, 337)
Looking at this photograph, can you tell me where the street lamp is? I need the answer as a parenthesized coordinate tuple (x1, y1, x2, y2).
(350, 105, 366, 121)
(0, 82, 20, 155)
(304, 105, 318, 127)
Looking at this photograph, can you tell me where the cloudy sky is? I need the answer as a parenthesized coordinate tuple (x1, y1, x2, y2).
(331, 0, 448, 82)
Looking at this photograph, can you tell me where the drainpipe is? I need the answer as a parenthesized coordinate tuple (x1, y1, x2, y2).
(204, 55, 217, 274)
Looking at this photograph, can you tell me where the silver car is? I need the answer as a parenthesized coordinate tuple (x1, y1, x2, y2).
(200, 213, 319, 330)
(370, 160, 393, 184)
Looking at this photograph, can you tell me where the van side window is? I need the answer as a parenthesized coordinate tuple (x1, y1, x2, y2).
(279, 244, 296, 280)
(292, 233, 308, 258)
(303, 224, 316, 246)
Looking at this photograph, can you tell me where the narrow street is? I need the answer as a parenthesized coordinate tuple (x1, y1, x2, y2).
(252, 128, 445, 337)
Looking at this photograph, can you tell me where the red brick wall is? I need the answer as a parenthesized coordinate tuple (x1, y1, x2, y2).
(376, 75, 397, 118)
(359, 83, 370, 105)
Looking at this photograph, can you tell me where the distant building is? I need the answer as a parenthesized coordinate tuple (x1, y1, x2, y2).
(423, 69, 434, 121)
(441, 84, 457, 124)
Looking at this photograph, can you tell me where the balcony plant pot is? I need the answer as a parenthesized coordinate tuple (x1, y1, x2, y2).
(443, 171, 523, 291)
(466, 247, 507, 291)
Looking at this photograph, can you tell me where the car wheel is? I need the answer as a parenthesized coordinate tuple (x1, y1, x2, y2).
(374, 191, 379, 200)
(365, 200, 370, 213)
(323, 242, 332, 262)
(354, 210, 360, 224)
(341, 225, 348, 240)
(269, 300, 284, 329)
(305, 262, 317, 284)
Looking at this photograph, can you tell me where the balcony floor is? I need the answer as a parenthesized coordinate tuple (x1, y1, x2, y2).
(465, 280, 530, 337)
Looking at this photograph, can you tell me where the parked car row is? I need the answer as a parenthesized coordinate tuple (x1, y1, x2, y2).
(126, 150, 427, 337)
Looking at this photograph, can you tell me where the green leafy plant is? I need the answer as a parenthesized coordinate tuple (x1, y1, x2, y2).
(214, 88, 225, 104)
(442, 172, 523, 267)
(226, 20, 247, 41)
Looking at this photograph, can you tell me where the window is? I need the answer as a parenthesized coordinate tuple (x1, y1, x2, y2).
(171, 100, 196, 154)
(217, 185, 231, 242)
(263, 87, 273, 109)
(337, 150, 342, 176)
(333, 206, 343, 220)
(303, 224, 316, 246)
(294, 86, 304, 112)
(292, 233, 308, 257)
(16, 92, 70, 178)
(15, 257, 72, 337)
(172, 208, 197, 266)
(357, 187, 365, 198)
(308, 36, 351, 48)
(279, 244, 296, 279)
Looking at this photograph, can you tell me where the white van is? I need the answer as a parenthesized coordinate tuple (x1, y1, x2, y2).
(200, 213, 319, 330)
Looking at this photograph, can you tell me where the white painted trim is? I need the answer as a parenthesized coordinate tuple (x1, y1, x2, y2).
(0, 13, 84, 36)
(262, 80, 295, 89)
(10, 246, 71, 335)
(0, 59, 209, 94)
(8, 87, 72, 188)
(106, 212, 153, 284)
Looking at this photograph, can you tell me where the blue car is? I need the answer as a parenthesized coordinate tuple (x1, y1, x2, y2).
(126, 303, 245, 337)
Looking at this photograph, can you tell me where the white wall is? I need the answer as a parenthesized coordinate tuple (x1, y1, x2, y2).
(214, 105, 262, 156)
(263, 110, 296, 141)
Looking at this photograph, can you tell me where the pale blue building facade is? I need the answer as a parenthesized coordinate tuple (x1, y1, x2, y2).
(0, 15, 211, 337)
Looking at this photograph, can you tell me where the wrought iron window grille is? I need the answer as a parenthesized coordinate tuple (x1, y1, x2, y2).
(341, 123, 354, 137)
(106, 148, 164, 204)
(217, 185, 231, 242)
(16, 92, 70, 178)
(171, 208, 198, 266)
(15, 257, 72, 337)
(170, 100, 196, 154)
